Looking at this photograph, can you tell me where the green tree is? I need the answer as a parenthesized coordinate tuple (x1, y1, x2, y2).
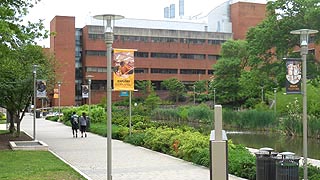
(210, 40, 248, 106)
(161, 78, 186, 103)
(144, 92, 161, 113)
(0, 0, 50, 136)
(0, 45, 54, 135)
(246, 0, 320, 84)
(0, 0, 47, 50)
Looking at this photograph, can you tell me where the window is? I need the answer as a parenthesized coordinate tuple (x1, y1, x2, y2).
(135, 52, 149, 58)
(208, 55, 219, 60)
(151, 68, 178, 74)
(208, 39, 226, 45)
(88, 34, 104, 40)
(180, 54, 205, 60)
(180, 38, 205, 44)
(134, 68, 148, 74)
(151, 53, 178, 59)
(180, 69, 206, 74)
(120, 35, 148, 42)
(85, 50, 106, 56)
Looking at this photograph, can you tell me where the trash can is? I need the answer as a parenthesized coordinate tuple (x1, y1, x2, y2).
(275, 152, 300, 180)
(255, 147, 278, 180)
(36, 110, 41, 118)
(42, 111, 47, 117)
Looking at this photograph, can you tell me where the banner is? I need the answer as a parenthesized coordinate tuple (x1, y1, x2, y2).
(36, 80, 47, 98)
(286, 58, 302, 94)
(82, 85, 89, 98)
(53, 89, 59, 99)
(113, 49, 136, 91)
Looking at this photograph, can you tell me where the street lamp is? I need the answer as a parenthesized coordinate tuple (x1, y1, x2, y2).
(193, 85, 196, 105)
(93, 14, 124, 180)
(33, 64, 38, 140)
(129, 90, 138, 136)
(57, 82, 61, 122)
(213, 88, 216, 107)
(86, 75, 94, 119)
(291, 29, 318, 180)
(273, 88, 277, 115)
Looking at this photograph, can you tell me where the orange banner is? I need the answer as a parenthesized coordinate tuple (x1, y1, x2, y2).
(113, 49, 136, 91)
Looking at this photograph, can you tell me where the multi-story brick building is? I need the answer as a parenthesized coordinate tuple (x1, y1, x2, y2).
(50, 1, 267, 106)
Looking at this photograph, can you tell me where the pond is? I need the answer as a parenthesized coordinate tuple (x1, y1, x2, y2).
(227, 131, 320, 160)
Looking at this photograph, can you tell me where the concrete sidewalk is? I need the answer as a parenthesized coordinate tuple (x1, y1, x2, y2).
(20, 114, 247, 180)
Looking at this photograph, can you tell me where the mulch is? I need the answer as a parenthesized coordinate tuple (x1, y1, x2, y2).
(0, 131, 33, 150)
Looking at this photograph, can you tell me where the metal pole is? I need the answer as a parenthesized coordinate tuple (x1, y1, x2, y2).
(274, 88, 277, 115)
(291, 29, 318, 180)
(301, 42, 308, 180)
(193, 85, 195, 105)
(129, 91, 132, 136)
(106, 32, 113, 180)
(58, 83, 61, 122)
(213, 88, 216, 107)
(89, 78, 91, 118)
(33, 65, 37, 140)
(94, 14, 124, 180)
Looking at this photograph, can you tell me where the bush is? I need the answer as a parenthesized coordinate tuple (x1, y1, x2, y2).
(124, 133, 145, 146)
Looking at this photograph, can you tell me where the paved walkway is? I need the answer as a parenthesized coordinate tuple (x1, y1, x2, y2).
(18, 114, 247, 180)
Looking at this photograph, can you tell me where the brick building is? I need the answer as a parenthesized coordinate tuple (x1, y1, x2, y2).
(50, 1, 267, 106)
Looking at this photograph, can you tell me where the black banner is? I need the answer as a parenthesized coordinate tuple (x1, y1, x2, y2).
(286, 58, 302, 94)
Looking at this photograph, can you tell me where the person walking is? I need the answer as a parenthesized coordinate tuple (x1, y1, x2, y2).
(70, 112, 79, 138)
(79, 112, 88, 138)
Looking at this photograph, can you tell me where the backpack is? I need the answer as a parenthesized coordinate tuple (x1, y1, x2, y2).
(71, 115, 79, 124)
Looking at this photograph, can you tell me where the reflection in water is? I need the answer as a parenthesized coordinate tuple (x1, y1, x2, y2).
(227, 132, 320, 159)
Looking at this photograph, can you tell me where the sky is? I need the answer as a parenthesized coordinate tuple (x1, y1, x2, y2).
(24, 0, 266, 47)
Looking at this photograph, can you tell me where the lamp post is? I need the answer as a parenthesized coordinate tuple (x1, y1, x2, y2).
(193, 85, 196, 105)
(58, 82, 61, 122)
(273, 88, 277, 115)
(86, 75, 94, 119)
(291, 29, 318, 180)
(33, 65, 38, 140)
(213, 88, 216, 107)
(93, 14, 124, 180)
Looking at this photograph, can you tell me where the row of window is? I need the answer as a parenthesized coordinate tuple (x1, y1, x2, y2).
(88, 34, 226, 45)
(85, 50, 220, 60)
(86, 67, 214, 75)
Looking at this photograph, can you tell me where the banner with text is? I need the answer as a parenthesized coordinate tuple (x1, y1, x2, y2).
(36, 80, 47, 98)
(286, 58, 302, 94)
(82, 85, 89, 98)
(113, 49, 136, 91)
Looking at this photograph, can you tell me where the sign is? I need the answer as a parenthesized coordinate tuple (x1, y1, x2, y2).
(36, 80, 47, 98)
(119, 91, 129, 97)
(113, 49, 136, 91)
(53, 89, 59, 99)
(286, 58, 302, 94)
(82, 85, 89, 98)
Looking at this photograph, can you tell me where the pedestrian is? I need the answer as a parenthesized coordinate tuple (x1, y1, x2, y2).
(79, 112, 88, 138)
(70, 112, 79, 138)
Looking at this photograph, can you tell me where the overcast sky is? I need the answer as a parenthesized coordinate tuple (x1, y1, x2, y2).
(24, 0, 266, 47)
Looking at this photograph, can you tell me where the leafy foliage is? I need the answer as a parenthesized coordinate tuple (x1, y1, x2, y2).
(161, 78, 186, 103)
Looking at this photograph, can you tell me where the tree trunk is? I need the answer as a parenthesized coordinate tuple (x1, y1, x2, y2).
(8, 111, 15, 133)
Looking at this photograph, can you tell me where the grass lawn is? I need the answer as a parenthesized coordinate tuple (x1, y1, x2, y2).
(0, 150, 86, 180)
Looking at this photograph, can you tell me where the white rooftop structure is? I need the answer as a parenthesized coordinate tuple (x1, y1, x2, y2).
(88, 0, 266, 33)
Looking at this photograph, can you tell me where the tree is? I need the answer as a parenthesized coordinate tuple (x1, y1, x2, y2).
(161, 78, 186, 103)
(246, 0, 320, 82)
(0, 45, 55, 135)
(0, 0, 47, 50)
(0, 0, 50, 136)
(210, 40, 248, 106)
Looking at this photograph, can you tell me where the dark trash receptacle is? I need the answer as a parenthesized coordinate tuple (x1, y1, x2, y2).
(36, 110, 41, 118)
(275, 152, 300, 180)
(42, 111, 47, 116)
(255, 147, 278, 180)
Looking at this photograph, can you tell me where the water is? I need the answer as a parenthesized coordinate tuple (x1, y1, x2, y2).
(227, 131, 320, 160)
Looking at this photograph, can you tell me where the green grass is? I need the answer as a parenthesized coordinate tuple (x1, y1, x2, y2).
(0, 150, 86, 180)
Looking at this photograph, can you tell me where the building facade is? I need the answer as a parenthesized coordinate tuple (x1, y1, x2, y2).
(51, 1, 267, 106)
